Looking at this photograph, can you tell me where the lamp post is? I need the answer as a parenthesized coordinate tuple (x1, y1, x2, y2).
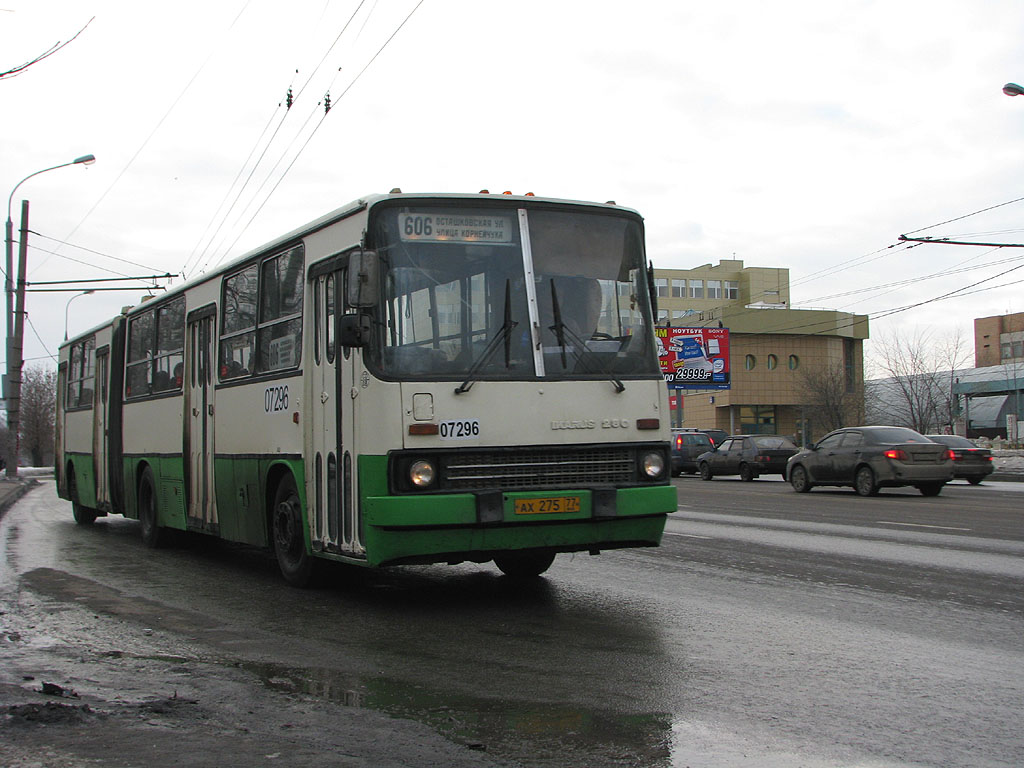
(64, 290, 96, 341)
(4, 153, 95, 478)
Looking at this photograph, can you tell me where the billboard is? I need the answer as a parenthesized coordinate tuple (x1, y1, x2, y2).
(656, 326, 730, 390)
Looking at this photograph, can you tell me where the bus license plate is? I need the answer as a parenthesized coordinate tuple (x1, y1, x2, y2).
(514, 496, 581, 515)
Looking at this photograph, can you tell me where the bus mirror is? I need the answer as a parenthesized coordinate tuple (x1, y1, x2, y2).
(347, 249, 379, 307)
(339, 313, 372, 348)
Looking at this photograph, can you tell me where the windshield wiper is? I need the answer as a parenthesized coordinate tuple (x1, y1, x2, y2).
(549, 281, 625, 393)
(454, 279, 517, 395)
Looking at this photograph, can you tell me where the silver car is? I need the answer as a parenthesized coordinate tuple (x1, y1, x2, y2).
(786, 426, 954, 496)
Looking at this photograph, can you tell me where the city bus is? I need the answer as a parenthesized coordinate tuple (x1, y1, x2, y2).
(56, 191, 676, 585)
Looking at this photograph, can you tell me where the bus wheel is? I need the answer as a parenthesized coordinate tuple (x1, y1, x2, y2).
(68, 471, 97, 525)
(494, 550, 555, 579)
(272, 474, 313, 587)
(138, 466, 167, 548)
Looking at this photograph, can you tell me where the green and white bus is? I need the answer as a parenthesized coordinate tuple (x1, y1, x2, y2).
(56, 192, 675, 585)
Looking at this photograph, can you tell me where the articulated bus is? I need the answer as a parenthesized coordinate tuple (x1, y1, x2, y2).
(56, 192, 676, 585)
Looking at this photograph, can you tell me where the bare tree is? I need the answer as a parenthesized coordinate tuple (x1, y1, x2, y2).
(798, 360, 864, 435)
(20, 365, 57, 468)
(866, 327, 969, 433)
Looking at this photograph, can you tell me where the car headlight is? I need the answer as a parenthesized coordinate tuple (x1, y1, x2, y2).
(409, 459, 436, 488)
(641, 451, 665, 479)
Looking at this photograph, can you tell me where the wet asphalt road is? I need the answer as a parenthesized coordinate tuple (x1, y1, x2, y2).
(2, 477, 1024, 767)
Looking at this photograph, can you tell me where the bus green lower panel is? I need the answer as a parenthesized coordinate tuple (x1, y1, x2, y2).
(360, 485, 674, 567)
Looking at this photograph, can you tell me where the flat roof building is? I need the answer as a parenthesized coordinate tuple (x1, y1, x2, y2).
(653, 260, 868, 444)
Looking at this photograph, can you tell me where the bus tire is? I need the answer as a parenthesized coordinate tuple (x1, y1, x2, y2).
(68, 470, 97, 525)
(272, 473, 314, 587)
(494, 550, 556, 579)
(138, 466, 167, 548)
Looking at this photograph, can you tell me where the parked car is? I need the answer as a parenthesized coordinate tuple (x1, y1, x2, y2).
(674, 427, 729, 447)
(925, 434, 994, 485)
(697, 434, 799, 481)
(786, 426, 954, 496)
(671, 430, 714, 475)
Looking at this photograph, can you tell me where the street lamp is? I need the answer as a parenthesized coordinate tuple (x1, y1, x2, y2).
(64, 290, 95, 340)
(1003, 83, 1024, 97)
(6, 154, 95, 330)
(4, 153, 96, 478)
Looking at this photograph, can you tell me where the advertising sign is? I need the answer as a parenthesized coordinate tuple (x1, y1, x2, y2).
(656, 326, 730, 390)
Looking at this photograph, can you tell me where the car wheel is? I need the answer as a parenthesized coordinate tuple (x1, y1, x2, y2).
(854, 465, 878, 497)
(789, 464, 812, 493)
(917, 482, 944, 497)
(739, 463, 755, 482)
(966, 476, 984, 485)
(699, 462, 713, 481)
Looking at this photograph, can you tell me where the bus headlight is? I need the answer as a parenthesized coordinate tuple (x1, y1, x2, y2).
(641, 451, 665, 479)
(409, 459, 436, 488)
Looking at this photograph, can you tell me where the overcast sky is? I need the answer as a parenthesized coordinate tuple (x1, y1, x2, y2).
(4, 0, 1024, 371)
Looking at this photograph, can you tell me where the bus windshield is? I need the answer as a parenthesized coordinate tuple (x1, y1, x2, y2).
(369, 204, 659, 381)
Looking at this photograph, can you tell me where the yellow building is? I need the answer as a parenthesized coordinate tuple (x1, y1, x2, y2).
(653, 260, 869, 442)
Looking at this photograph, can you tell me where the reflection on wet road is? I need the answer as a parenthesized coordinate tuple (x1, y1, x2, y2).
(3, 479, 1024, 767)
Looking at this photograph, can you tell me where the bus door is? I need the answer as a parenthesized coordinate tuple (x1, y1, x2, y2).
(93, 348, 109, 507)
(187, 311, 217, 530)
(311, 270, 363, 556)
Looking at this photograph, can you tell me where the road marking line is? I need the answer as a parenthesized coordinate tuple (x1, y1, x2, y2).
(875, 521, 971, 532)
(664, 531, 713, 539)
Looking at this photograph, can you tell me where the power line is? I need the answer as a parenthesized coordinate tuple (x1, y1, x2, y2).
(28, 231, 169, 274)
(206, 0, 426, 271)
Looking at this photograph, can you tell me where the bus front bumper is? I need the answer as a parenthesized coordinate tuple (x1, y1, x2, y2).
(360, 485, 676, 567)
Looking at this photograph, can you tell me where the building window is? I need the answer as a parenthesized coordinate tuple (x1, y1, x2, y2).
(725, 280, 739, 299)
(707, 280, 722, 299)
(671, 279, 686, 298)
(745, 354, 756, 370)
(655, 278, 668, 298)
(688, 279, 704, 299)
(788, 354, 800, 370)
(767, 354, 777, 370)
(843, 338, 855, 393)
(740, 405, 776, 435)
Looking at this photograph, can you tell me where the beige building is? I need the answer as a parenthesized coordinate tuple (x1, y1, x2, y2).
(974, 311, 1024, 368)
(654, 260, 869, 442)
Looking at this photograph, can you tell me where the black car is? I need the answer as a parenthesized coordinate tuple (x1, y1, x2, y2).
(925, 435, 994, 485)
(697, 434, 799, 481)
(786, 425, 954, 496)
(671, 430, 714, 475)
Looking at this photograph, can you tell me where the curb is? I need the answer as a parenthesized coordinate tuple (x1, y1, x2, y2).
(0, 478, 39, 521)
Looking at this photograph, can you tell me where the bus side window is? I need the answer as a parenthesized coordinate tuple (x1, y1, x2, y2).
(220, 265, 257, 379)
(126, 311, 154, 398)
(258, 245, 304, 373)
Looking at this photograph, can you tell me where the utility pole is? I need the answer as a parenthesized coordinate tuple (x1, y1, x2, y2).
(4, 201, 29, 478)
(3, 153, 95, 477)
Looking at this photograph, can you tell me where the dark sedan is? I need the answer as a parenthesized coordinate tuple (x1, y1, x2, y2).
(672, 430, 714, 475)
(698, 434, 799, 481)
(926, 434, 994, 484)
(786, 425, 954, 496)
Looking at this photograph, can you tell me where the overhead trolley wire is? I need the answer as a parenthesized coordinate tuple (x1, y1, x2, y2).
(204, 0, 426, 272)
(193, 1, 373, 275)
(34, 0, 255, 277)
